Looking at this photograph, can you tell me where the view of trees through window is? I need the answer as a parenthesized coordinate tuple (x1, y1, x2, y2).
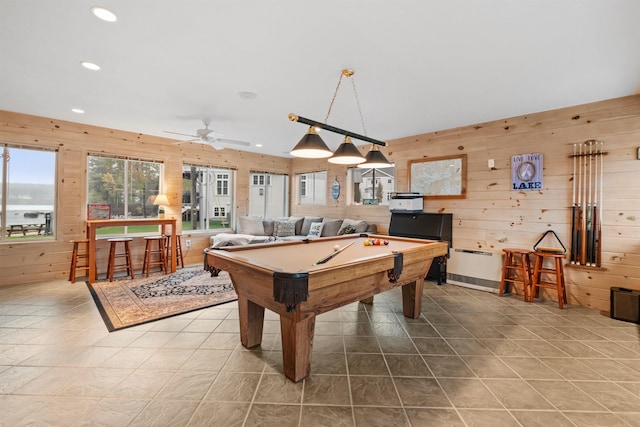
(182, 164, 234, 231)
(1, 145, 56, 240)
(87, 155, 161, 234)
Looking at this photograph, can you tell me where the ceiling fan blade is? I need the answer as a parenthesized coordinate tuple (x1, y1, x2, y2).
(215, 138, 251, 147)
(172, 137, 205, 145)
(163, 130, 199, 138)
(208, 140, 225, 150)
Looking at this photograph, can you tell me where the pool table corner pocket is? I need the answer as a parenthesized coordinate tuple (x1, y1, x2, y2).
(273, 272, 309, 312)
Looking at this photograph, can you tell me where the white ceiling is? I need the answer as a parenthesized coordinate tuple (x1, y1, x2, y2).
(1, 0, 639, 157)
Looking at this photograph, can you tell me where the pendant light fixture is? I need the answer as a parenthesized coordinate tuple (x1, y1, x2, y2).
(289, 69, 388, 166)
(289, 126, 333, 158)
(358, 144, 392, 169)
(328, 137, 365, 164)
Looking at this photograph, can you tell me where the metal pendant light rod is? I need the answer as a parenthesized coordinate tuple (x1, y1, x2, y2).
(288, 114, 386, 147)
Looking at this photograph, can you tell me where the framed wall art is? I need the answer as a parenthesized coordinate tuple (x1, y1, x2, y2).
(511, 153, 543, 191)
(409, 154, 467, 199)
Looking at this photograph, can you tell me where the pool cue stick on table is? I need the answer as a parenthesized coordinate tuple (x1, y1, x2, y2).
(315, 241, 355, 265)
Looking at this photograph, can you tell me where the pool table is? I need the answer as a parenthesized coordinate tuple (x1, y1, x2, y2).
(205, 233, 448, 382)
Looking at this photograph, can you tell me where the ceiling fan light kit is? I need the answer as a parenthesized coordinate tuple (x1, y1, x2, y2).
(289, 69, 390, 167)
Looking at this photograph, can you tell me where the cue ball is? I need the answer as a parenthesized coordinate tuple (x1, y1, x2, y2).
(333, 245, 340, 251)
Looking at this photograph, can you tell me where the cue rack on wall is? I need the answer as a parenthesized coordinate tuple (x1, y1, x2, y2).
(570, 140, 606, 267)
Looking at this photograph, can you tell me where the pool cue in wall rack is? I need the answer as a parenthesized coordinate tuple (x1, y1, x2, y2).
(569, 140, 605, 267)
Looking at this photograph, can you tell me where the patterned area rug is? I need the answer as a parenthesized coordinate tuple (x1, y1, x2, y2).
(87, 267, 236, 331)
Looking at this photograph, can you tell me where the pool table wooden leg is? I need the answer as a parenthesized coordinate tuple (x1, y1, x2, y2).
(238, 295, 265, 348)
(280, 313, 316, 383)
(401, 279, 424, 319)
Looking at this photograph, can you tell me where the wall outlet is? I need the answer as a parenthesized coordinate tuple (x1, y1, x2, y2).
(488, 159, 495, 168)
(185, 239, 191, 249)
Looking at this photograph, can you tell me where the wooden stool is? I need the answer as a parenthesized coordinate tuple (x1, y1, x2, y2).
(106, 238, 134, 282)
(143, 236, 167, 277)
(164, 234, 184, 269)
(68, 239, 97, 283)
(499, 248, 533, 301)
(530, 252, 567, 308)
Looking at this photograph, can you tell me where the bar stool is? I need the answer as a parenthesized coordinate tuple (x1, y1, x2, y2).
(164, 234, 184, 269)
(499, 248, 533, 301)
(530, 252, 567, 309)
(142, 236, 167, 277)
(68, 239, 97, 283)
(106, 237, 134, 282)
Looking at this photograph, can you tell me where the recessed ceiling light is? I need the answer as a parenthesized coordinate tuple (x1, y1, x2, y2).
(238, 91, 257, 100)
(81, 61, 101, 71)
(71, 108, 85, 114)
(255, 144, 263, 148)
(91, 7, 117, 22)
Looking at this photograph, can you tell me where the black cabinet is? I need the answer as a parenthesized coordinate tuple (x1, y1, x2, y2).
(389, 212, 452, 284)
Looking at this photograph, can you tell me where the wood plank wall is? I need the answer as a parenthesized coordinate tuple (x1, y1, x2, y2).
(1, 94, 639, 312)
(0, 111, 290, 286)
(291, 95, 640, 312)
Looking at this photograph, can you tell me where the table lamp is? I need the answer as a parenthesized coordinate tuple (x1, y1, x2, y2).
(153, 194, 169, 218)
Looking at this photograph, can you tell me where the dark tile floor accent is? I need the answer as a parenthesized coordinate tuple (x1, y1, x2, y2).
(1, 273, 640, 426)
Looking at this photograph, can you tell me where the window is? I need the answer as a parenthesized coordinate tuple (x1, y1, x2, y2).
(216, 173, 229, 195)
(300, 175, 307, 196)
(250, 175, 271, 187)
(183, 164, 234, 231)
(1, 145, 57, 241)
(87, 155, 162, 234)
(297, 171, 326, 205)
(347, 165, 395, 205)
(249, 172, 289, 218)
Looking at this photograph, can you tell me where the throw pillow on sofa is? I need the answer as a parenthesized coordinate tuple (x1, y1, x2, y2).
(338, 218, 368, 234)
(274, 220, 296, 237)
(338, 225, 356, 235)
(238, 216, 265, 235)
(288, 216, 305, 235)
(262, 219, 275, 236)
(320, 219, 343, 237)
(300, 216, 323, 235)
(307, 222, 324, 238)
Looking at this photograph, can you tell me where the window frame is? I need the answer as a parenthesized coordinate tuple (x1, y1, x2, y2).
(296, 170, 327, 206)
(347, 165, 396, 206)
(1, 144, 58, 242)
(249, 171, 289, 219)
(216, 173, 229, 196)
(182, 163, 235, 233)
(86, 154, 163, 235)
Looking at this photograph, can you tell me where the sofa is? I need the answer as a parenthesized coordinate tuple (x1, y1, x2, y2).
(204, 216, 377, 274)
(210, 216, 377, 248)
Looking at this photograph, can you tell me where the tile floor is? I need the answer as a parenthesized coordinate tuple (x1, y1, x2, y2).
(1, 272, 640, 426)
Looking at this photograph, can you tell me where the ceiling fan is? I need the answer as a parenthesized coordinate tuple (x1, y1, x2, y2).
(164, 119, 251, 150)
